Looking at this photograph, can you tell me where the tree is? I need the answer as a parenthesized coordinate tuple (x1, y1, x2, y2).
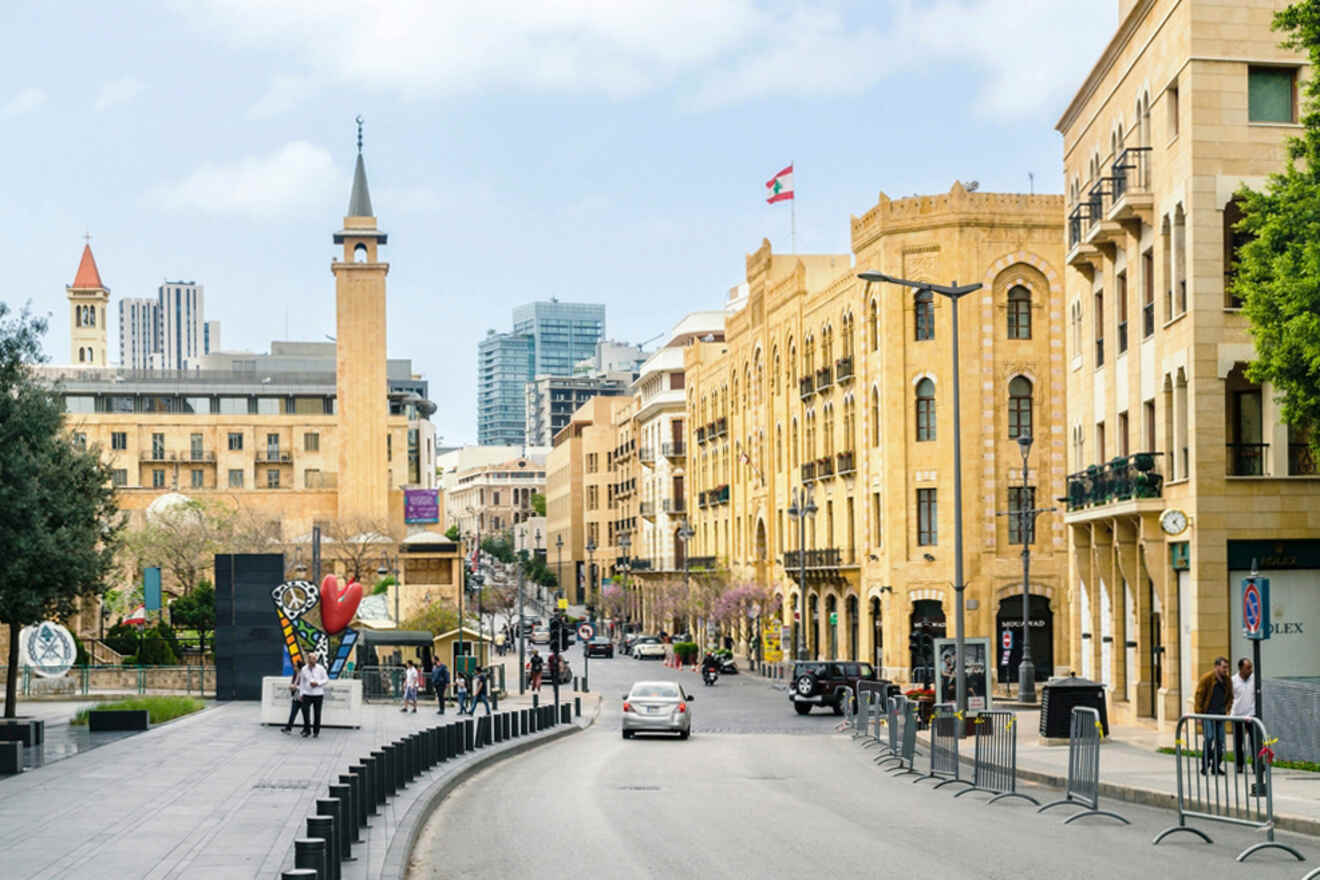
(122, 498, 234, 598)
(0, 305, 123, 717)
(400, 601, 459, 636)
(322, 517, 399, 583)
(530, 492, 546, 517)
(1234, 2, 1320, 456)
(444, 524, 460, 541)
(169, 581, 216, 656)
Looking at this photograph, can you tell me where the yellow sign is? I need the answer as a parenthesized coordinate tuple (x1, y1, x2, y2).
(557, 597, 568, 610)
(762, 621, 783, 663)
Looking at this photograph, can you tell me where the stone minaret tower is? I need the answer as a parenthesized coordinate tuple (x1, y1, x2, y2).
(67, 243, 110, 366)
(333, 120, 390, 522)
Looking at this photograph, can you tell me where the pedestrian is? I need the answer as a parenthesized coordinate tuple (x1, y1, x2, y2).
(468, 668, 492, 715)
(299, 652, 329, 738)
(529, 649, 544, 690)
(495, 630, 506, 657)
(547, 652, 559, 686)
(432, 661, 450, 715)
(1193, 655, 1232, 775)
(280, 658, 304, 734)
(455, 672, 470, 715)
(401, 660, 419, 713)
(1232, 657, 1258, 773)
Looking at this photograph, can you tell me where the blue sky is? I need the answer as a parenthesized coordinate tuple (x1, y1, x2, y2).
(5, 0, 1116, 443)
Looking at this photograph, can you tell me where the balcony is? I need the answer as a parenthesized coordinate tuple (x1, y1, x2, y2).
(662, 441, 685, 459)
(816, 455, 834, 478)
(1108, 146, 1154, 226)
(1290, 444, 1318, 476)
(140, 449, 174, 462)
(1065, 452, 1164, 514)
(705, 421, 717, 442)
(697, 491, 709, 509)
(1226, 443, 1269, 477)
(835, 356, 854, 383)
(782, 548, 854, 580)
(815, 366, 833, 392)
(801, 461, 817, 482)
(256, 450, 293, 464)
(696, 426, 707, 445)
(712, 484, 730, 505)
(714, 417, 728, 438)
(1083, 179, 1123, 247)
(799, 375, 815, 400)
(687, 555, 718, 571)
(185, 450, 216, 463)
(1095, 337, 1104, 367)
(640, 500, 656, 519)
(836, 450, 855, 475)
(639, 446, 655, 464)
(663, 497, 686, 514)
(1067, 204, 1103, 271)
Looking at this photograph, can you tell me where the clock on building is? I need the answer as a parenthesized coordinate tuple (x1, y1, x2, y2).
(1159, 508, 1188, 536)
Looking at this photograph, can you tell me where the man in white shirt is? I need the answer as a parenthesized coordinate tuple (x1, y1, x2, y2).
(1231, 657, 1257, 772)
(402, 660, 420, 714)
(299, 653, 329, 738)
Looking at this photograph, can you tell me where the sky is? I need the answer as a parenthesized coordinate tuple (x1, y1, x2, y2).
(4, 0, 1117, 444)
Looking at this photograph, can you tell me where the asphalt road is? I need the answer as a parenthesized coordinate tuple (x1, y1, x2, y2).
(409, 643, 1314, 879)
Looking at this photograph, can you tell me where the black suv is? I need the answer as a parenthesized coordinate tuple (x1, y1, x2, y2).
(789, 660, 877, 715)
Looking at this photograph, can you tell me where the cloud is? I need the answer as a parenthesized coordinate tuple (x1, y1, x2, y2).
(248, 74, 316, 119)
(95, 76, 146, 111)
(151, 141, 337, 219)
(2, 87, 46, 118)
(178, 0, 1113, 118)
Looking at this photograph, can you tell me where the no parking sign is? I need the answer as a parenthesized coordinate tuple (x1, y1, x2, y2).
(1242, 576, 1270, 641)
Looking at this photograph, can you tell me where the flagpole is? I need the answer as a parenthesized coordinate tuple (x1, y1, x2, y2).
(791, 159, 797, 253)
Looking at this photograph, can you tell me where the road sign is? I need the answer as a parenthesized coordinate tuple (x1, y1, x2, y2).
(1002, 630, 1013, 650)
(577, 623, 595, 641)
(557, 597, 568, 610)
(1242, 576, 1270, 641)
(828, 611, 838, 625)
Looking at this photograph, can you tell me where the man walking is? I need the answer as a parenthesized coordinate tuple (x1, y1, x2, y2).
(432, 661, 450, 714)
(1193, 656, 1232, 775)
(299, 652, 329, 738)
(1232, 658, 1258, 773)
(401, 660, 419, 713)
(467, 669, 492, 715)
(529, 649, 544, 690)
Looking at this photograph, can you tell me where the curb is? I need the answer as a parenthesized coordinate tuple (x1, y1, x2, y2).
(379, 702, 598, 880)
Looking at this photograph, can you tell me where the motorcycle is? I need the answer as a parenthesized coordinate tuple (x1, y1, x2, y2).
(702, 666, 719, 687)
(719, 655, 739, 675)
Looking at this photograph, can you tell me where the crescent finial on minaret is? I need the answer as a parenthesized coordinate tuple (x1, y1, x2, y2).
(355, 115, 364, 154)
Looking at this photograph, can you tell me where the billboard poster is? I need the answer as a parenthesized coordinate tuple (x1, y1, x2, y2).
(762, 620, 783, 663)
(933, 637, 992, 711)
(403, 489, 440, 524)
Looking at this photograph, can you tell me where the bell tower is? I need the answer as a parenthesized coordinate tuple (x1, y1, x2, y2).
(333, 118, 391, 522)
(67, 241, 110, 366)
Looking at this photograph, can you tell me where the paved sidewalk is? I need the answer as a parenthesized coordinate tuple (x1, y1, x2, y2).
(0, 688, 597, 879)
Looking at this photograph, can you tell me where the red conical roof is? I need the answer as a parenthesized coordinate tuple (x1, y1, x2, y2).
(70, 244, 105, 289)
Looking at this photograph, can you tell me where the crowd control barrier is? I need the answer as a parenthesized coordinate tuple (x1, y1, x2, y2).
(856, 683, 889, 749)
(834, 688, 857, 734)
(877, 697, 920, 778)
(954, 710, 1039, 806)
(917, 703, 969, 790)
(1153, 713, 1303, 863)
(1037, 707, 1128, 825)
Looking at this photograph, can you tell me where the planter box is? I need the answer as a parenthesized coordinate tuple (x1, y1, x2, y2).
(89, 709, 150, 732)
(0, 740, 21, 774)
(0, 718, 44, 746)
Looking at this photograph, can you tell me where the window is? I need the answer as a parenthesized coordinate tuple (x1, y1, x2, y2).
(1094, 291, 1105, 366)
(915, 379, 936, 442)
(266, 433, 280, 455)
(266, 469, 281, 488)
(871, 491, 882, 546)
(72, 432, 87, 450)
(228, 469, 244, 488)
(152, 469, 165, 488)
(869, 299, 879, 351)
(1249, 66, 1296, 123)
(111, 431, 127, 450)
(870, 387, 880, 446)
(1224, 197, 1249, 307)
(1008, 377, 1033, 439)
(228, 432, 243, 451)
(111, 469, 127, 487)
(1118, 411, 1130, 457)
(1096, 421, 1107, 464)
(151, 432, 165, 459)
(304, 432, 320, 452)
(304, 468, 321, 488)
(1007, 285, 1031, 339)
(914, 290, 934, 341)
(917, 488, 937, 546)
(1116, 272, 1128, 354)
(191, 468, 204, 488)
(1007, 487, 1036, 544)
(1166, 80, 1180, 139)
(1144, 399, 1157, 451)
(1142, 250, 1155, 338)
(190, 433, 203, 460)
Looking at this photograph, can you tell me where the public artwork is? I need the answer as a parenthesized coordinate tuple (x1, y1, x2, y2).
(271, 575, 363, 679)
(19, 621, 76, 678)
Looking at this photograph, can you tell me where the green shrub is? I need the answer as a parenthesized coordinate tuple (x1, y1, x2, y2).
(104, 621, 140, 657)
(673, 641, 699, 663)
(72, 632, 90, 666)
(129, 630, 179, 666)
(71, 696, 204, 726)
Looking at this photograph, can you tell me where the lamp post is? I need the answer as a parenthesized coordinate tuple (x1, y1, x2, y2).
(585, 538, 597, 627)
(786, 486, 817, 660)
(859, 271, 981, 713)
(534, 528, 543, 610)
(676, 519, 694, 639)
(517, 525, 527, 695)
(377, 554, 400, 627)
(555, 533, 564, 611)
(617, 532, 631, 637)
(1011, 433, 1054, 702)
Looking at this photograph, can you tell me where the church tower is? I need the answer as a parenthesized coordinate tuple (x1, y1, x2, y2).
(67, 243, 110, 366)
(333, 120, 391, 522)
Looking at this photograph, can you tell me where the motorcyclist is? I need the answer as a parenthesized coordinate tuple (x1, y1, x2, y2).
(701, 652, 721, 676)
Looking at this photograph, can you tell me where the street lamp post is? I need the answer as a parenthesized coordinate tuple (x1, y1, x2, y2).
(1010, 433, 1055, 703)
(585, 538, 597, 627)
(787, 487, 817, 660)
(677, 519, 694, 639)
(859, 271, 981, 714)
(617, 532, 631, 639)
(517, 526, 527, 695)
(555, 534, 564, 611)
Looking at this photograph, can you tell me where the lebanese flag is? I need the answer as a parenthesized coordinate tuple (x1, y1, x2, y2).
(766, 165, 794, 203)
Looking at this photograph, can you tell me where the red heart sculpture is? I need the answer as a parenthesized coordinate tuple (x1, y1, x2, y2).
(320, 574, 363, 635)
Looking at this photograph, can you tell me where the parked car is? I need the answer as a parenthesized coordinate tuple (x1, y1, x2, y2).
(788, 660, 877, 715)
(585, 636, 614, 658)
(622, 633, 642, 656)
(531, 625, 550, 645)
(631, 636, 666, 660)
(621, 680, 693, 739)
(528, 654, 573, 684)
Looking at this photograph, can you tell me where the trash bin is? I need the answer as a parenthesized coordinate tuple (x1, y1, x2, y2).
(1039, 677, 1109, 738)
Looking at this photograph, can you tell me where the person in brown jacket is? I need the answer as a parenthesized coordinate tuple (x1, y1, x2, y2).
(1192, 656, 1232, 775)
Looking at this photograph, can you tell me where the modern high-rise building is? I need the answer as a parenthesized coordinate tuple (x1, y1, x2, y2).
(119, 297, 159, 369)
(512, 300, 605, 376)
(157, 281, 205, 370)
(204, 320, 221, 355)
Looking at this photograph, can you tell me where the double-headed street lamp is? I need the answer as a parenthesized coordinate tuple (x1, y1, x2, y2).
(1007, 432, 1055, 703)
(859, 270, 981, 714)
(555, 533, 564, 610)
(787, 486, 817, 660)
(677, 519, 694, 637)
(617, 532, 631, 633)
(585, 537, 597, 624)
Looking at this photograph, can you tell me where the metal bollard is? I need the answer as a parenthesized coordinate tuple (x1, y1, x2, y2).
(520, 708, 529, 734)
(293, 837, 327, 880)
(379, 746, 396, 797)
(493, 714, 503, 743)
(365, 754, 383, 808)
(342, 771, 367, 831)
(563, 703, 572, 724)
(348, 765, 372, 825)
(574, 697, 581, 717)
(307, 814, 338, 880)
(492, 692, 499, 711)
(282, 869, 318, 880)
(573, 676, 579, 691)
(532, 693, 539, 708)
(316, 798, 346, 870)
(410, 733, 422, 778)
(330, 782, 359, 846)
(370, 750, 389, 803)
(464, 718, 475, 751)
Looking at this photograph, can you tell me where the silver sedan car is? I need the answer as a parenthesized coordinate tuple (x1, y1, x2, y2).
(621, 680, 693, 740)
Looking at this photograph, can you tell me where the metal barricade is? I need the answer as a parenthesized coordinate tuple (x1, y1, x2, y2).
(877, 697, 920, 778)
(833, 688, 856, 733)
(856, 683, 888, 749)
(917, 703, 969, 790)
(1038, 707, 1128, 825)
(954, 710, 1039, 806)
(1153, 713, 1302, 863)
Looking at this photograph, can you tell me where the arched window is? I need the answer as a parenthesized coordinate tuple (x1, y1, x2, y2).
(870, 386, 880, 446)
(1007, 285, 1031, 339)
(88, 307, 95, 327)
(915, 378, 936, 441)
(78, 347, 85, 363)
(914, 290, 934, 341)
(354, 243, 368, 263)
(1009, 376, 1033, 439)
(869, 299, 879, 351)
(791, 419, 799, 468)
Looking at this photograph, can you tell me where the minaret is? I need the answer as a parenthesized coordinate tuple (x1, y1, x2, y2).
(333, 118, 390, 522)
(67, 242, 110, 366)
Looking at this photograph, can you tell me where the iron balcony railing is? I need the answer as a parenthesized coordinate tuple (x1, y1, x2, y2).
(256, 450, 292, 463)
(1290, 443, 1317, 476)
(1226, 443, 1269, 477)
(816, 366, 833, 391)
(1118, 320, 1128, 354)
(801, 461, 817, 482)
(715, 417, 728, 438)
(697, 491, 709, 509)
(1111, 146, 1152, 202)
(1095, 336, 1104, 366)
(186, 450, 216, 463)
(712, 485, 730, 505)
(663, 497, 686, 514)
(639, 501, 656, 517)
(836, 450, 855, 474)
(662, 441, 685, 458)
(639, 447, 655, 464)
(687, 555, 718, 570)
(782, 548, 844, 570)
(835, 356, 854, 382)
(800, 376, 816, 400)
(1065, 452, 1164, 511)
(817, 455, 834, 478)
(1068, 205, 1086, 249)
(1087, 181, 1106, 230)
(696, 426, 707, 445)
